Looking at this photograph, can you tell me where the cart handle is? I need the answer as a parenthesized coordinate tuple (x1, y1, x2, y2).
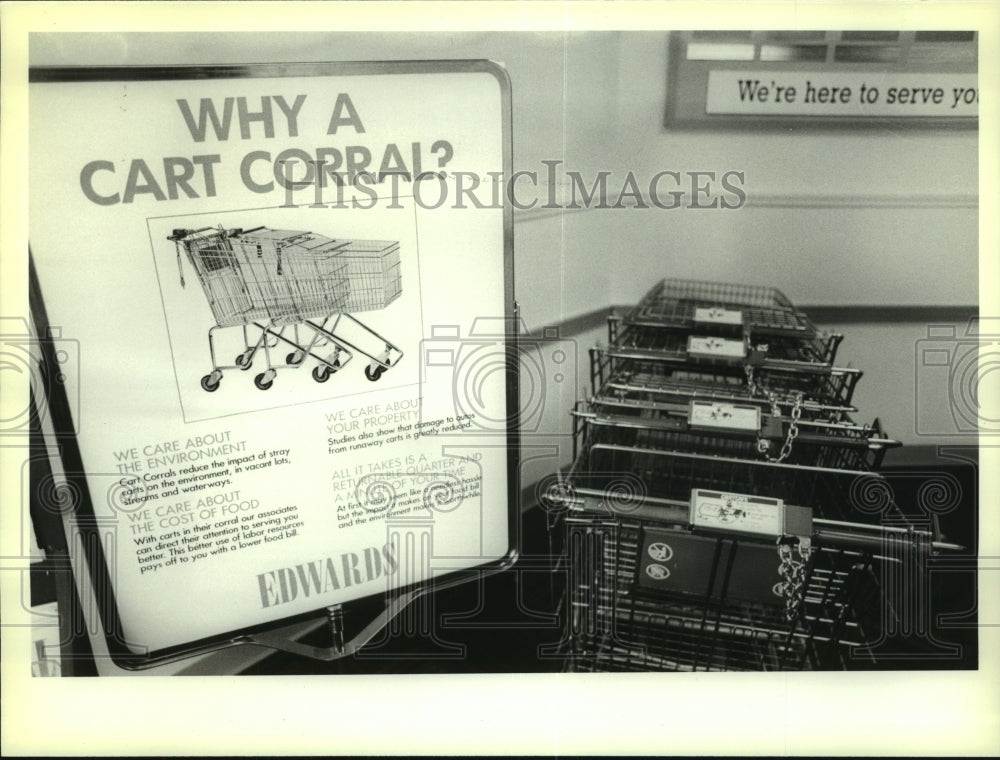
(166, 226, 214, 241)
(173, 240, 185, 288)
(167, 227, 215, 287)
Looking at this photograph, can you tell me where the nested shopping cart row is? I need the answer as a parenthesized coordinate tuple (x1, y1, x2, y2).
(562, 512, 946, 672)
(551, 277, 958, 672)
(552, 429, 958, 671)
(170, 226, 403, 391)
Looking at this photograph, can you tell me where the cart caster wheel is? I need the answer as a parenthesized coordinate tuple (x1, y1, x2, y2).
(254, 371, 275, 390)
(365, 365, 384, 382)
(312, 365, 333, 383)
(287, 351, 304, 366)
(201, 372, 222, 392)
(236, 351, 253, 370)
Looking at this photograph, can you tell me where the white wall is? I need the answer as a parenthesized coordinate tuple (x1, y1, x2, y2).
(512, 32, 977, 323)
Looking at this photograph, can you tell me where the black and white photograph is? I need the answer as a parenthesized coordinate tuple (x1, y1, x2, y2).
(1, 1, 997, 756)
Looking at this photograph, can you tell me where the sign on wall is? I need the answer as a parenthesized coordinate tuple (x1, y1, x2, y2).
(29, 61, 515, 666)
(706, 70, 978, 117)
(666, 30, 979, 128)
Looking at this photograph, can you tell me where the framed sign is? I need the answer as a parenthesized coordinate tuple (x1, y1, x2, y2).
(28, 60, 516, 668)
(666, 30, 979, 129)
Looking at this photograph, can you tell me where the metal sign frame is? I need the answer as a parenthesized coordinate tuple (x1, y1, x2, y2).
(28, 59, 518, 670)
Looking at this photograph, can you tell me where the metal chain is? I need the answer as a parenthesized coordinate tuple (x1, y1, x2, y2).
(776, 535, 811, 622)
(754, 391, 803, 463)
(745, 363, 803, 461)
(773, 393, 802, 463)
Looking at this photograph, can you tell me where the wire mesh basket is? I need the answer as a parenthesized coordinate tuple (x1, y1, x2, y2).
(572, 438, 909, 523)
(330, 239, 402, 313)
(227, 229, 402, 315)
(178, 227, 350, 327)
(590, 360, 859, 424)
(620, 278, 818, 340)
(590, 348, 863, 408)
(608, 320, 842, 368)
(561, 510, 939, 672)
(574, 399, 899, 470)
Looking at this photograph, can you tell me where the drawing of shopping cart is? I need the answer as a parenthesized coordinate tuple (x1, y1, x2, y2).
(169, 226, 403, 391)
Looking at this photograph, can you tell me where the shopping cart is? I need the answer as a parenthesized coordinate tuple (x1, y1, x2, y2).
(561, 510, 955, 671)
(573, 398, 899, 469)
(543, 276, 961, 672)
(590, 350, 861, 421)
(607, 278, 843, 380)
(606, 322, 842, 373)
(590, 348, 864, 408)
(551, 432, 960, 671)
(169, 226, 403, 391)
(619, 278, 820, 341)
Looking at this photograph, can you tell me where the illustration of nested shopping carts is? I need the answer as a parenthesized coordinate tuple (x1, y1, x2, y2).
(544, 277, 964, 671)
(169, 226, 403, 391)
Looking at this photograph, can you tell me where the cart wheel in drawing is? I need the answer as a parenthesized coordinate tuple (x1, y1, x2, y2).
(236, 351, 253, 370)
(312, 365, 333, 383)
(201, 371, 222, 392)
(287, 351, 305, 366)
(365, 365, 384, 382)
(254, 370, 275, 390)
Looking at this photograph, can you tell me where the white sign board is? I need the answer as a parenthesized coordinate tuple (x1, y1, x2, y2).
(706, 70, 978, 117)
(29, 61, 515, 665)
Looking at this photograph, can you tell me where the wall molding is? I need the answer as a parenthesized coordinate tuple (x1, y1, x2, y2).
(796, 304, 978, 323)
(513, 187, 978, 220)
(745, 193, 978, 210)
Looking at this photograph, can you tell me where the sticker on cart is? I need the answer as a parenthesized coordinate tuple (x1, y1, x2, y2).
(690, 489, 784, 536)
(693, 307, 742, 326)
(688, 400, 760, 432)
(645, 564, 671, 581)
(647, 542, 674, 563)
(687, 336, 746, 360)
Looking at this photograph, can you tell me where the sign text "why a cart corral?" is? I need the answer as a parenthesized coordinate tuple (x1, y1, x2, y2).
(77, 92, 457, 205)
